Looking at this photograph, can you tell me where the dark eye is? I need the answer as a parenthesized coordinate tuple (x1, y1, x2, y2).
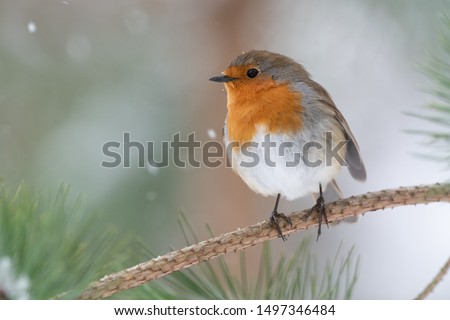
(246, 68, 259, 78)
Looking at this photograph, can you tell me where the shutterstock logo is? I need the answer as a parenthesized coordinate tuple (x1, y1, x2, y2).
(101, 132, 349, 169)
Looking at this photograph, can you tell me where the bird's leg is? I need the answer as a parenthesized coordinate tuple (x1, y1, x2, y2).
(309, 184, 328, 241)
(269, 193, 292, 241)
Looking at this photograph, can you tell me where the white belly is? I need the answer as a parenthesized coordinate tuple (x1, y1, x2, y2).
(225, 125, 343, 200)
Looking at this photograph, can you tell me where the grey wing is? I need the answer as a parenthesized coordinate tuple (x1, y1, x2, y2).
(332, 105, 366, 181)
(310, 81, 367, 181)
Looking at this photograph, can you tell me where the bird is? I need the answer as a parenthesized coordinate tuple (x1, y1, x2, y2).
(209, 50, 366, 240)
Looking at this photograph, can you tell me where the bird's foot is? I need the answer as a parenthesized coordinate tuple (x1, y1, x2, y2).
(269, 210, 292, 241)
(308, 194, 328, 241)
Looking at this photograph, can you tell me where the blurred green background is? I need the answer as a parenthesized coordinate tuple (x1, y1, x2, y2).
(1, 0, 449, 299)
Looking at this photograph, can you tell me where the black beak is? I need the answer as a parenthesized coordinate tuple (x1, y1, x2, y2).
(209, 75, 238, 83)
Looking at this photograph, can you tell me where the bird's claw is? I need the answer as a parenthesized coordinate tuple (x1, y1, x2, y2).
(269, 211, 292, 241)
(309, 195, 328, 241)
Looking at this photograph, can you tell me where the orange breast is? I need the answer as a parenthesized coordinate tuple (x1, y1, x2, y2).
(225, 80, 304, 144)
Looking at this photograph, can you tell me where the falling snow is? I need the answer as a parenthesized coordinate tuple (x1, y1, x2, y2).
(207, 129, 217, 139)
(27, 22, 36, 34)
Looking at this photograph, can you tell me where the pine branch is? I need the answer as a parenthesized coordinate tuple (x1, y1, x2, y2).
(415, 256, 450, 300)
(78, 183, 450, 299)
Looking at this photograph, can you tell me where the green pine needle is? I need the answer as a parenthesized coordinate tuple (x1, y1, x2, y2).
(0, 182, 132, 299)
(410, 12, 450, 171)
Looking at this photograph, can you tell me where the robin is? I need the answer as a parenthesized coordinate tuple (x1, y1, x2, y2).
(210, 50, 366, 240)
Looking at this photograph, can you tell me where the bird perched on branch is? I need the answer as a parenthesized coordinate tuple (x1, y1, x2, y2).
(210, 50, 366, 240)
